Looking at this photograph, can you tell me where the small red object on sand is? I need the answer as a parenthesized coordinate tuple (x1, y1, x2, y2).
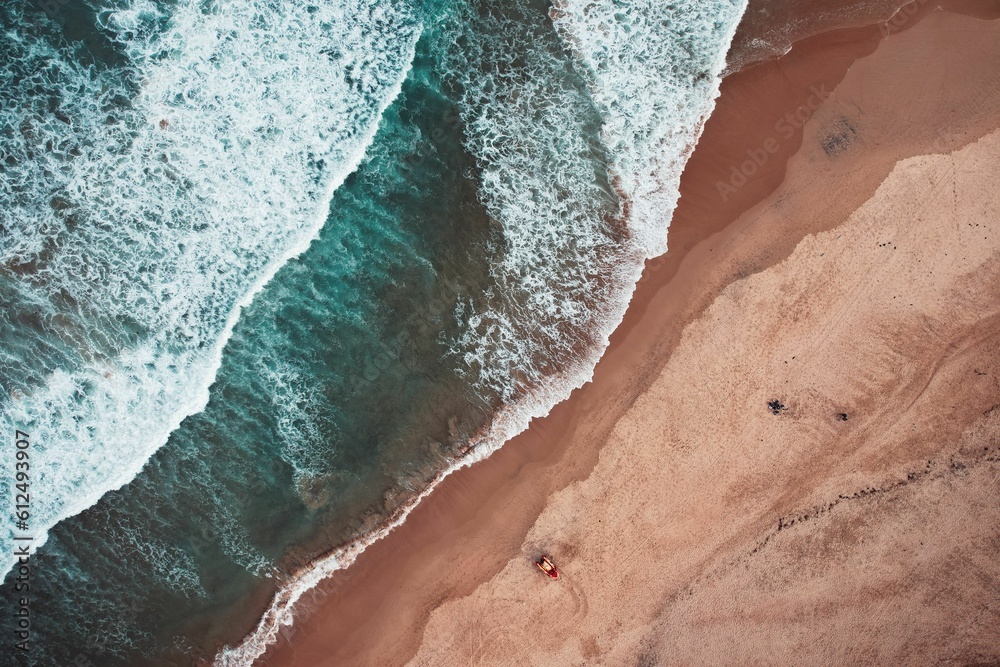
(536, 555, 559, 579)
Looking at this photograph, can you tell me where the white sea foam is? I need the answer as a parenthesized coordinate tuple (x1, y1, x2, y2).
(451, 0, 747, 402)
(0, 0, 420, 577)
(551, 0, 747, 256)
(263, 359, 336, 483)
(216, 1, 746, 664)
(114, 519, 207, 600)
(445, 2, 636, 403)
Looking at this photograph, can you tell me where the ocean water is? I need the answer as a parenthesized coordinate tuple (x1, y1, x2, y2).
(0, 0, 744, 664)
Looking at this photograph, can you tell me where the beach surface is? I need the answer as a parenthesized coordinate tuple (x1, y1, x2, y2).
(259, 5, 1000, 666)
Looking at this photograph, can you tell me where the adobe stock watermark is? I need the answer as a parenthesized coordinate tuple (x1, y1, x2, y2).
(11, 430, 32, 660)
(400, 105, 464, 172)
(880, 0, 932, 37)
(34, 0, 72, 19)
(715, 84, 831, 202)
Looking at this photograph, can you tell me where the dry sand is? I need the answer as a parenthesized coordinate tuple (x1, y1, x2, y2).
(260, 6, 1000, 667)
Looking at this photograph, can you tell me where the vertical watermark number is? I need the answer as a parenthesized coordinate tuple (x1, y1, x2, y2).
(12, 430, 31, 655)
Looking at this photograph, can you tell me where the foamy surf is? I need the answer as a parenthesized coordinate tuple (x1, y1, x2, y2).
(0, 0, 420, 577)
(551, 0, 748, 256)
(216, 1, 746, 664)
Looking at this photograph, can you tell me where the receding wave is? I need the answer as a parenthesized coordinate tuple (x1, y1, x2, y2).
(0, 0, 419, 576)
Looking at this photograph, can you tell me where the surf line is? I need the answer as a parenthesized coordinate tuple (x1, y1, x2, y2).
(0, 10, 426, 586)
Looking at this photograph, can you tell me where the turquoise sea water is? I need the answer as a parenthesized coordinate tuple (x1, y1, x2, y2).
(1, 0, 744, 664)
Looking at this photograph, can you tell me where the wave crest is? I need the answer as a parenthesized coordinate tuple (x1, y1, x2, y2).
(0, 0, 420, 576)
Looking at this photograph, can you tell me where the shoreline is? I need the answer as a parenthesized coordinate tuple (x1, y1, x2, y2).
(212, 4, 748, 664)
(252, 4, 1000, 666)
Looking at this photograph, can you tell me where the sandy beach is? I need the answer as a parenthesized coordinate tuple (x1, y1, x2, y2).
(259, 5, 1000, 666)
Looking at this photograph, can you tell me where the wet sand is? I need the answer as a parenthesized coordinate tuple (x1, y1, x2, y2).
(727, 0, 1000, 71)
(259, 6, 1000, 666)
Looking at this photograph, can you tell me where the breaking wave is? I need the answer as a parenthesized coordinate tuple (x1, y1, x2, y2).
(0, 0, 419, 576)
